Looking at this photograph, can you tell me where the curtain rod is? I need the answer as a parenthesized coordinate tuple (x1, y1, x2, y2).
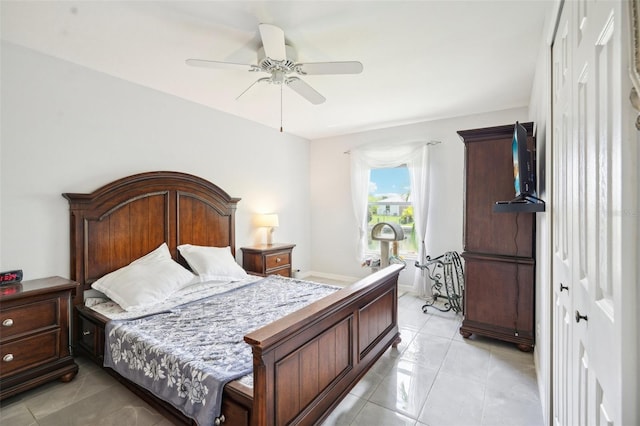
(343, 140, 442, 154)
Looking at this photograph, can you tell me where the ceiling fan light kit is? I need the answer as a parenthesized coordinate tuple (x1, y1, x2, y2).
(186, 23, 363, 131)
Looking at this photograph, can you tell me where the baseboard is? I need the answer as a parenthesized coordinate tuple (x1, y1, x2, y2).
(398, 284, 415, 295)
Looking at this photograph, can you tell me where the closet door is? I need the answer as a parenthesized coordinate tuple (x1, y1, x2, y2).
(551, 1, 637, 425)
(551, 5, 574, 425)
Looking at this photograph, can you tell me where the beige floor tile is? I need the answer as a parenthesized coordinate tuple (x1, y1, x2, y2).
(439, 339, 492, 384)
(400, 333, 452, 371)
(37, 383, 164, 426)
(418, 313, 462, 340)
(351, 401, 416, 426)
(349, 359, 390, 400)
(321, 393, 367, 426)
(25, 368, 117, 419)
(368, 359, 438, 419)
(418, 371, 485, 426)
(481, 384, 544, 426)
(0, 401, 38, 426)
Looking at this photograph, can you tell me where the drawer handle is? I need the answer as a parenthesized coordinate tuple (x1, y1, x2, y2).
(2, 319, 14, 327)
(82, 330, 92, 336)
(3, 354, 14, 362)
(214, 414, 226, 425)
(276, 257, 282, 263)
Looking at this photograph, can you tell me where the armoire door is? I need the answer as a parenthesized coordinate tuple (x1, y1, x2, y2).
(551, 1, 637, 425)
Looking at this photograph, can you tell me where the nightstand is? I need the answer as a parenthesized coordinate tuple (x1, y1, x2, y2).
(0, 276, 79, 400)
(241, 243, 296, 277)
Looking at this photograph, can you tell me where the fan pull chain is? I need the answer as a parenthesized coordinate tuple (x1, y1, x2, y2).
(280, 84, 283, 133)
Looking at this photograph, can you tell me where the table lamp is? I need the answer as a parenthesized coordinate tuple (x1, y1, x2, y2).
(256, 213, 279, 245)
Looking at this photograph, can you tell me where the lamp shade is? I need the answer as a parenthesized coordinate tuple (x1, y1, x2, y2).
(256, 213, 279, 228)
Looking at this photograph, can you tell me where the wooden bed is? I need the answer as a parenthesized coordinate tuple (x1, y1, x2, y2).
(63, 171, 402, 426)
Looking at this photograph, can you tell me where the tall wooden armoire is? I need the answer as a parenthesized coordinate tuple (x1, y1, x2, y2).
(457, 122, 536, 352)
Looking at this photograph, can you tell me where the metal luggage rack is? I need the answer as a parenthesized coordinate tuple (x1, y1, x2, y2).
(414, 251, 464, 313)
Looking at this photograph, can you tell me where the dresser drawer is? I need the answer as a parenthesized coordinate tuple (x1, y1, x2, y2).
(0, 298, 59, 340)
(1, 330, 60, 376)
(0, 277, 78, 400)
(265, 252, 291, 270)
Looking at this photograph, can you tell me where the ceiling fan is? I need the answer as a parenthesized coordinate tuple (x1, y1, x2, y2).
(185, 23, 363, 106)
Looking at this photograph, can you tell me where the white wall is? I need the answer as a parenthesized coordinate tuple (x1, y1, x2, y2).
(527, 3, 563, 424)
(528, 40, 552, 426)
(309, 107, 529, 287)
(527, 3, 558, 425)
(0, 42, 312, 280)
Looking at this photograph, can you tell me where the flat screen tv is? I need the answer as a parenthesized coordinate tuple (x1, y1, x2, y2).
(512, 121, 536, 199)
(494, 121, 545, 212)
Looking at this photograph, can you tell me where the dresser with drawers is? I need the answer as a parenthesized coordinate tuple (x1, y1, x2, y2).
(241, 243, 296, 277)
(0, 276, 79, 400)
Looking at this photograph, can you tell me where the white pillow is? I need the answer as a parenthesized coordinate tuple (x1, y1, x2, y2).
(92, 243, 196, 311)
(177, 244, 249, 281)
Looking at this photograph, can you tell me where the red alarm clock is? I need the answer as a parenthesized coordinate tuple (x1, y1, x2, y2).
(0, 269, 23, 285)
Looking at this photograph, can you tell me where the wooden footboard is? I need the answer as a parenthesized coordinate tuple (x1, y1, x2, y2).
(244, 264, 403, 426)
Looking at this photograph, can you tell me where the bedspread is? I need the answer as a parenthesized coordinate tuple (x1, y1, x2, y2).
(103, 276, 338, 425)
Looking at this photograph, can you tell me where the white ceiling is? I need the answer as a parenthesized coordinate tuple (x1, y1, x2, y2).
(1, 1, 549, 140)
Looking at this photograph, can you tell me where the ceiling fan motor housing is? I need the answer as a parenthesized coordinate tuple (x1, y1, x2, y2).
(257, 45, 297, 76)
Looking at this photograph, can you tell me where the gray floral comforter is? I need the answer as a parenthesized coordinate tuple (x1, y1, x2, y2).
(104, 276, 339, 426)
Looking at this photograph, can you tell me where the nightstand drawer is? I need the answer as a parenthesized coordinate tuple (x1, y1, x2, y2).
(78, 316, 97, 351)
(0, 299, 59, 340)
(265, 252, 291, 270)
(1, 330, 59, 376)
(75, 307, 105, 364)
(270, 268, 291, 277)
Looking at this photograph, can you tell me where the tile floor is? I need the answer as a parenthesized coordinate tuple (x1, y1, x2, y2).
(0, 291, 544, 426)
(324, 293, 544, 426)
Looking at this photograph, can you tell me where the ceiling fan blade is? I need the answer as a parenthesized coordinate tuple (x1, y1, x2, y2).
(286, 77, 326, 105)
(236, 77, 270, 100)
(186, 59, 261, 72)
(295, 61, 363, 75)
(259, 23, 287, 61)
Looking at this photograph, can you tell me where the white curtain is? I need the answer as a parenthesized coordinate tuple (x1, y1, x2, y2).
(407, 146, 431, 296)
(349, 143, 431, 294)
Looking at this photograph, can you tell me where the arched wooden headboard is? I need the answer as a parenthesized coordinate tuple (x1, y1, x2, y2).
(63, 171, 240, 302)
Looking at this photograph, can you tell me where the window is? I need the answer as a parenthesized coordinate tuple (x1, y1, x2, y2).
(367, 166, 417, 257)
(350, 143, 430, 292)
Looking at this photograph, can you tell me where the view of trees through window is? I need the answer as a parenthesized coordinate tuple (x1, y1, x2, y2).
(367, 166, 417, 257)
